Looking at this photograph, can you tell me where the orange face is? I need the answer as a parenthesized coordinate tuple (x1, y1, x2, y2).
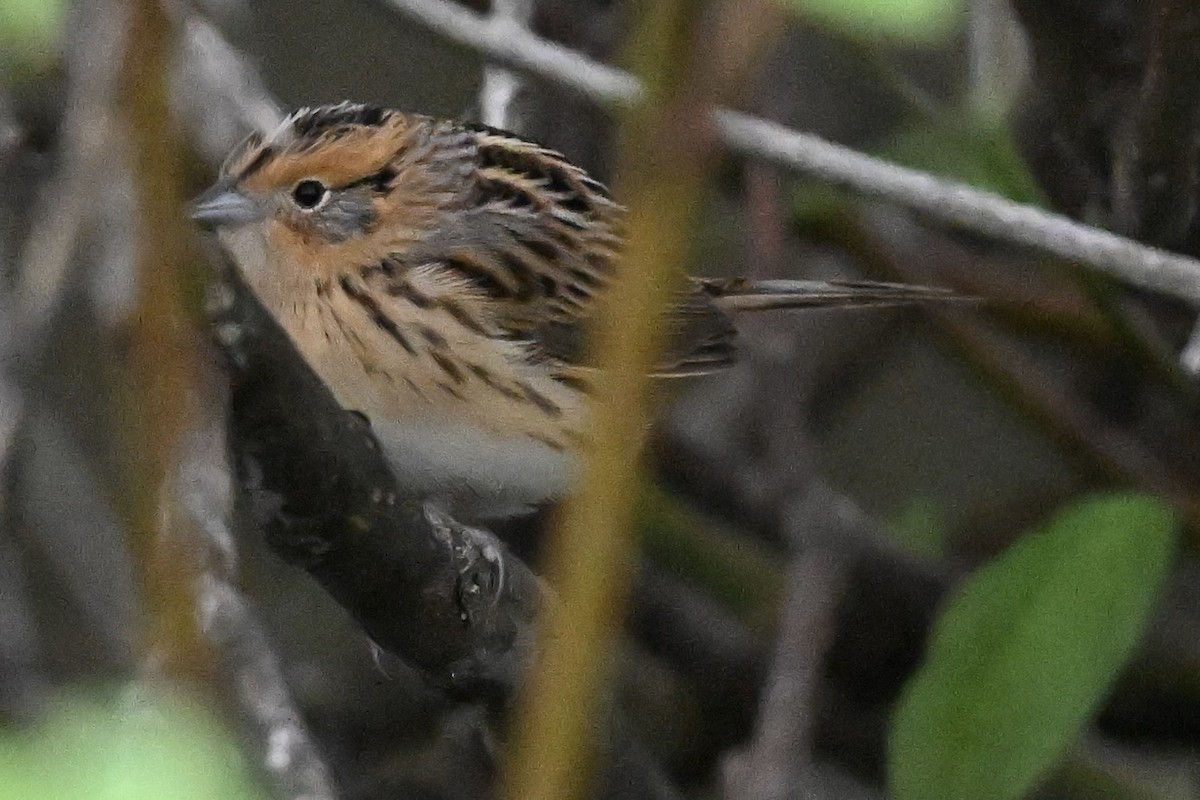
(204, 108, 461, 279)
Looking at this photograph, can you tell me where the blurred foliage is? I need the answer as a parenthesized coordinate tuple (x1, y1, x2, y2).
(0, 685, 267, 800)
(781, 0, 966, 43)
(886, 496, 947, 558)
(638, 483, 782, 628)
(0, 0, 63, 74)
(889, 493, 1178, 800)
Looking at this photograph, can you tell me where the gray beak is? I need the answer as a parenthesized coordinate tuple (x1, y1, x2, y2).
(190, 185, 263, 228)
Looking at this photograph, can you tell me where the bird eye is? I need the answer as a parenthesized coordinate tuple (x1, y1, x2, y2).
(291, 179, 329, 210)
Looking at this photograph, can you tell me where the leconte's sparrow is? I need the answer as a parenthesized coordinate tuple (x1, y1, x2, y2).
(194, 102, 953, 520)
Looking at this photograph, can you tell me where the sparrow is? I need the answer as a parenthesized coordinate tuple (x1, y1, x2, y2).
(193, 102, 954, 520)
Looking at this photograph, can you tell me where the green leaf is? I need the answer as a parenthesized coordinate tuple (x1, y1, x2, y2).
(879, 117, 1045, 205)
(889, 493, 1177, 800)
(0, 685, 268, 800)
(781, 0, 967, 43)
(792, 116, 1043, 229)
(0, 0, 63, 72)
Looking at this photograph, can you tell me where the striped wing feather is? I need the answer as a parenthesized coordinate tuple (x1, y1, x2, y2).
(401, 122, 739, 377)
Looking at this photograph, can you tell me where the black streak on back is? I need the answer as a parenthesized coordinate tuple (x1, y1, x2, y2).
(292, 104, 391, 142)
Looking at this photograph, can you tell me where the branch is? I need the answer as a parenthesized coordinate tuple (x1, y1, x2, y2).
(14, 0, 127, 328)
(119, 0, 215, 681)
(724, 542, 848, 800)
(199, 575, 339, 800)
(373, 0, 640, 105)
(375, 0, 1200, 304)
(208, 263, 542, 704)
(172, 403, 338, 800)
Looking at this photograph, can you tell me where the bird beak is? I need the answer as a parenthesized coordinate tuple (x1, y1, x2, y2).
(190, 184, 263, 228)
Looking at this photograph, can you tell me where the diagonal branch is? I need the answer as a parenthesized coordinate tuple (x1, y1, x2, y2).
(374, 0, 1200, 304)
(208, 262, 543, 704)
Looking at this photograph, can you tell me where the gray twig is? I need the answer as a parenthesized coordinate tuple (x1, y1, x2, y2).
(200, 578, 339, 800)
(376, 0, 1200, 303)
(180, 412, 339, 800)
(172, 13, 284, 160)
(966, 0, 1028, 117)
(722, 545, 860, 800)
(14, 0, 128, 328)
(1181, 323, 1200, 376)
(478, 0, 534, 130)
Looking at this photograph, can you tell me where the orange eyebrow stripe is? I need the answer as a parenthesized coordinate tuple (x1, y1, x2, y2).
(243, 128, 408, 194)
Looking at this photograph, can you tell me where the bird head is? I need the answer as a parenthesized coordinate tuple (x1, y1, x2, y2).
(192, 103, 465, 283)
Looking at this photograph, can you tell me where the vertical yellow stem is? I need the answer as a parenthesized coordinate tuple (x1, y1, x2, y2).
(500, 2, 724, 798)
(117, 0, 211, 683)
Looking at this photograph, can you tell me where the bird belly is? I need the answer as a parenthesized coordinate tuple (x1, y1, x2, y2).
(371, 418, 577, 519)
(298, 338, 579, 519)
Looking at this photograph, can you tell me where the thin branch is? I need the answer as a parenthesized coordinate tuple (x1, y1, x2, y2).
(373, 0, 641, 105)
(740, 551, 840, 771)
(478, 0, 534, 130)
(966, 0, 1028, 118)
(117, 0, 218, 682)
(14, 0, 127, 328)
(199, 576, 338, 800)
(375, 0, 1200, 304)
(181, 415, 339, 800)
(723, 546, 855, 800)
(498, 0, 722, 793)
(1181, 322, 1200, 376)
(172, 14, 284, 160)
(716, 114, 1200, 302)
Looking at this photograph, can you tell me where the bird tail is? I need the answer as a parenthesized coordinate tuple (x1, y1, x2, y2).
(701, 277, 966, 313)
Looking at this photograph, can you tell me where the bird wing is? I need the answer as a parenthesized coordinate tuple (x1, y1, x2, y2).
(526, 296, 739, 379)
(398, 122, 622, 325)
(389, 122, 742, 377)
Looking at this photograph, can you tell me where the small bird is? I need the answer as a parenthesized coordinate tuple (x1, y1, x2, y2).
(194, 102, 953, 520)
